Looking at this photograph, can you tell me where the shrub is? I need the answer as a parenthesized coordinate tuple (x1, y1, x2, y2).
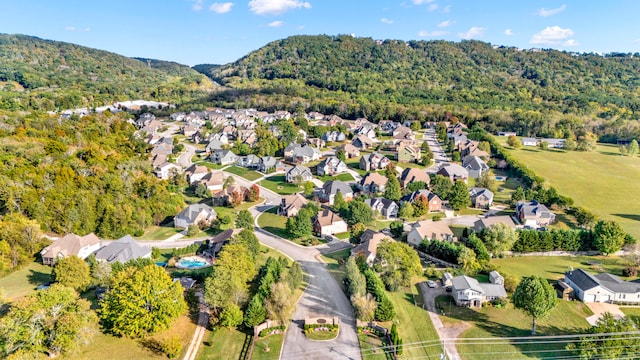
(258, 325, 286, 337)
(161, 336, 183, 359)
(623, 267, 638, 277)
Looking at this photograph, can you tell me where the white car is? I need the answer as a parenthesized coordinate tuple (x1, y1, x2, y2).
(427, 280, 437, 288)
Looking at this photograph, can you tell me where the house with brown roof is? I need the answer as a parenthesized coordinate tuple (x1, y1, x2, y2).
(437, 163, 469, 183)
(473, 215, 517, 232)
(212, 184, 249, 206)
(392, 126, 415, 143)
(352, 135, 375, 149)
(399, 168, 431, 188)
(407, 220, 455, 247)
(352, 230, 387, 266)
(359, 152, 391, 171)
(41, 233, 102, 266)
(198, 171, 224, 193)
(313, 209, 348, 236)
(358, 172, 388, 194)
(340, 143, 361, 159)
(401, 190, 443, 212)
(185, 164, 209, 185)
(278, 193, 309, 217)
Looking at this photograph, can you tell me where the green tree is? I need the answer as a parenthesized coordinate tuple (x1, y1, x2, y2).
(538, 141, 549, 150)
(303, 181, 315, 196)
(286, 207, 313, 238)
(345, 257, 366, 297)
(0, 284, 96, 358)
(243, 296, 267, 328)
(219, 304, 244, 328)
(628, 139, 639, 156)
(593, 220, 626, 255)
(345, 201, 374, 225)
(375, 240, 422, 289)
(264, 281, 295, 325)
(398, 202, 414, 218)
(384, 174, 401, 201)
(52, 255, 91, 292)
(512, 276, 557, 335)
(430, 175, 453, 200)
(482, 223, 518, 255)
(457, 247, 480, 274)
(476, 171, 497, 192)
(569, 313, 640, 359)
(507, 135, 521, 148)
(390, 220, 404, 238)
(286, 261, 303, 290)
(204, 243, 257, 310)
(99, 265, 186, 337)
(563, 137, 576, 151)
(91, 260, 113, 287)
(235, 209, 254, 230)
(449, 180, 471, 210)
(194, 183, 209, 198)
(333, 190, 346, 211)
(350, 223, 367, 244)
(351, 293, 377, 322)
(336, 149, 346, 161)
(232, 229, 260, 259)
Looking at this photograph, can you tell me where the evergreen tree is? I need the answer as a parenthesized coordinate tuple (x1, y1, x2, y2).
(384, 174, 401, 201)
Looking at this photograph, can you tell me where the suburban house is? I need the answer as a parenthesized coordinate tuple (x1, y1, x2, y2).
(183, 123, 200, 137)
(205, 139, 223, 153)
(516, 200, 556, 227)
(174, 203, 217, 229)
(184, 164, 209, 185)
(459, 140, 490, 159)
(41, 233, 102, 266)
(564, 268, 640, 304)
(322, 131, 346, 142)
(401, 190, 442, 212)
(407, 220, 455, 246)
(437, 163, 469, 183)
(469, 187, 494, 209)
(258, 156, 277, 173)
(201, 229, 237, 259)
(211, 149, 239, 165)
(340, 143, 360, 158)
(447, 123, 467, 139)
(352, 230, 387, 266)
(521, 137, 538, 147)
(237, 154, 261, 168)
(360, 152, 391, 171)
(392, 126, 414, 143)
(316, 156, 348, 176)
(352, 135, 375, 149)
(284, 144, 321, 164)
(212, 184, 249, 206)
(313, 209, 348, 236)
(278, 193, 309, 217)
(396, 142, 422, 163)
(319, 180, 353, 205)
(355, 125, 377, 140)
(399, 168, 430, 188)
(197, 171, 224, 193)
(473, 215, 518, 232)
(154, 161, 182, 180)
(358, 172, 388, 194)
(542, 138, 565, 148)
(462, 155, 490, 179)
(306, 138, 326, 149)
(286, 165, 313, 183)
(451, 273, 507, 307)
(93, 235, 152, 264)
(364, 197, 399, 219)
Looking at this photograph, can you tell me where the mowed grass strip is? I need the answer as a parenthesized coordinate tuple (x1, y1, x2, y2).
(0, 262, 52, 300)
(498, 137, 640, 239)
(260, 175, 302, 195)
(225, 165, 263, 181)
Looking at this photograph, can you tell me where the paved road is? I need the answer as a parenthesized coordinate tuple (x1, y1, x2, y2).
(178, 143, 197, 168)
(423, 128, 450, 173)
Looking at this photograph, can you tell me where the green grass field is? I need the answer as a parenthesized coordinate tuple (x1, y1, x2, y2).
(197, 327, 251, 360)
(436, 296, 591, 360)
(318, 172, 355, 182)
(225, 166, 263, 181)
(136, 224, 182, 240)
(257, 207, 289, 239)
(260, 175, 302, 195)
(358, 333, 389, 360)
(498, 137, 640, 238)
(321, 248, 351, 294)
(0, 262, 52, 300)
(251, 334, 284, 360)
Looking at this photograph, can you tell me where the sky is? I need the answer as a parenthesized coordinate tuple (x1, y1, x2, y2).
(2, 0, 640, 66)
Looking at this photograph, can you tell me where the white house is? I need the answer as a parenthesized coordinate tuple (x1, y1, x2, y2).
(40, 233, 102, 266)
(521, 137, 538, 146)
(313, 209, 348, 236)
(451, 273, 507, 307)
(174, 203, 217, 229)
(564, 269, 640, 304)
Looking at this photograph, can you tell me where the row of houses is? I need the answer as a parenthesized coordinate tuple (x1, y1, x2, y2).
(41, 233, 152, 266)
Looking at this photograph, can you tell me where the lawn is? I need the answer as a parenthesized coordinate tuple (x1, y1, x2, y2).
(305, 329, 339, 341)
(214, 198, 264, 230)
(491, 255, 633, 282)
(257, 207, 289, 239)
(436, 295, 591, 360)
(620, 307, 640, 317)
(318, 172, 355, 182)
(197, 327, 252, 360)
(136, 224, 182, 241)
(387, 282, 442, 359)
(498, 137, 640, 239)
(0, 262, 52, 300)
(345, 158, 368, 176)
(358, 333, 389, 360)
(251, 334, 284, 360)
(260, 175, 302, 195)
(321, 248, 352, 294)
(225, 165, 263, 181)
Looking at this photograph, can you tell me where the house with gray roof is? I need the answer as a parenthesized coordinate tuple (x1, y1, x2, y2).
(174, 203, 217, 229)
(469, 187, 494, 209)
(564, 268, 640, 304)
(210, 149, 238, 166)
(462, 155, 489, 179)
(319, 180, 353, 205)
(364, 198, 398, 219)
(237, 154, 261, 168)
(516, 200, 555, 227)
(93, 235, 152, 264)
(317, 156, 347, 176)
(437, 163, 469, 183)
(521, 137, 538, 146)
(283, 144, 321, 164)
(258, 156, 277, 173)
(473, 215, 517, 232)
(286, 165, 313, 183)
(451, 273, 507, 307)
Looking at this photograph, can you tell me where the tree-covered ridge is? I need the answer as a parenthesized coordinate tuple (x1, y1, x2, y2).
(0, 34, 213, 111)
(200, 35, 640, 136)
(0, 110, 183, 240)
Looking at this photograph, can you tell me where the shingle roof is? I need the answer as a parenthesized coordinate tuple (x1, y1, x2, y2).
(565, 269, 601, 292)
(175, 203, 217, 223)
(315, 209, 345, 226)
(322, 180, 352, 196)
(41, 233, 101, 259)
(452, 275, 485, 293)
(94, 235, 151, 263)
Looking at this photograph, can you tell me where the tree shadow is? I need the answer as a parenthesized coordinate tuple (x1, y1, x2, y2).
(613, 213, 640, 222)
(27, 268, 51, 286)
(139, 338, 164, 356)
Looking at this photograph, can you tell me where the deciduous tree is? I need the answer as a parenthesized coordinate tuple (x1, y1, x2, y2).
(513, 276, 556, 335)
(52, 255, 91, 292)
(593, 220, 626, 255)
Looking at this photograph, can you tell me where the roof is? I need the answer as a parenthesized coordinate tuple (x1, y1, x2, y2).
(462, 156, 489, 171)
(469, 187, 494, 201)
(589, 271, 640, 294)
(565, 269, 602, 292)
(517, 200, 555, 220)
(41, 233, 101, 259)
(353, 231, 386, 259)
(282, 193, 309, 212)
(287, 165, 312, 177)
(481, 284, 508, 298)
(452, 275, 485, 293)
(489, 270, 503, 281)
(314, 209, 345, 227)
(437, 163, 469, 179)
(364, 197, 397, 210)
(401, 189, 440, 203)
(399, 168, 430, 184)
(94, 235, 151, 263)
(360, 172, 388, 187)
(474, 215, 517, 230)
(210, 228, 234, 245)
(175, 203, 217, 223)
(411, 220, 453, 241)
(322, 180, 353, 196)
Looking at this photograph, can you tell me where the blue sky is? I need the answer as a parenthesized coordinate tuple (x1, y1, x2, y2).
(2, 1, 640, 66)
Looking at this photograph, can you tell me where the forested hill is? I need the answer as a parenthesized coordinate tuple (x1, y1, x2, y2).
(198, 35, 640, 138)
(0, 34, 213, 111)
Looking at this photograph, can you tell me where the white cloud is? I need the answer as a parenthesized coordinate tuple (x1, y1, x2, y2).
(563, 39, 579, 46)
(249, 0, 311, 15)
(267, 20, 284, 27)
(633, 38, 640, 44)
(428, 3, 438, 11)
(381, 18, 393, 25)
(412, 0, 435, 4)
(192, 0, 203, 11)
(418, 30, 447, 37)
(530, 25, 574, 45)
(538, 4, 566, 17)
(442, 5, 451, 13)
(504, 28, 513, 36)
(458, 26, 486, 39)
(210, 2, 234, 13)
(438, 20, 453, 28)
(64, 26, 90, 32)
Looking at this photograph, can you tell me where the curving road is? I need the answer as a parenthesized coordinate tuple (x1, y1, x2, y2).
(178, 143, 197, 168)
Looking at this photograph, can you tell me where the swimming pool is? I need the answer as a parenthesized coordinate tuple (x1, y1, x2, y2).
(175, 256, 212, 269)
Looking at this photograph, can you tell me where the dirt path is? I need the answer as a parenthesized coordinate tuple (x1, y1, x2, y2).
(182, 292, 209, 360)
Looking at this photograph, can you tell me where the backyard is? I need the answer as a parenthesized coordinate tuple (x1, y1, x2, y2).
(225, 165, 264, 181)
(260, 175, 302, 195)
(497, 137, 640, 239)
(0, 261, 52, 300)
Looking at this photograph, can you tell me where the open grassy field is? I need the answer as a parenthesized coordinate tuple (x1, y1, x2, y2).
(359, 333, 389, 360)
(197, 327, 252, 360)
(257, 207, 289, 239)
(436, 295, 591, 360)
(251, 334, 284, 360)
(497, 137, 640, 238)
(0, 261, 52, 300)
(260, 175, 302, 195)
(225, 165, 264, 181)
(491, 255, 634, 282)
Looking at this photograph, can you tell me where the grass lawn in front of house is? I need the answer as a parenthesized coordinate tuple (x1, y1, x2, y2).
(213, 198, 264, 231)
(456, 208, 485, 216)
(435, 295, 591, 360)
(320, 248, 352, 294)
(257, 207, 289, 239)
(335, 232, 350, 240)
(136, 224, 182, 241)
(225, 166, 263, 181)
(318, 173, 355, 182)
(260, 175, 303, 195)
(0, 262, 52, 300)
(620, 307, 640, 317)
(345, 158, 368, 176)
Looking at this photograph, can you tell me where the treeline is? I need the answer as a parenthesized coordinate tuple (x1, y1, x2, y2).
(198, 35, 640, 142)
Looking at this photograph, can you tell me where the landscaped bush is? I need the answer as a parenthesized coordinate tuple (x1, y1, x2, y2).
(161, 335, 183, 359)
(303, 323, 339, 331)
(357, 326, 387, 337)
(623, 267, 638, 277)
(258, 325, 286, 337)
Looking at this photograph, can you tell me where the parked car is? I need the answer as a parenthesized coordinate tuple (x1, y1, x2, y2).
(427, 280, 437, 288)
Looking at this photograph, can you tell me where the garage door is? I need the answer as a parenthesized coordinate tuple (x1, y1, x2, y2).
(600, 294, 610, 303)
(584, 294, 596, 302)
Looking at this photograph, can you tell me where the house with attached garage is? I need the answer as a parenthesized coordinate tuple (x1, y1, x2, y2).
(469, 187, 494, 209)
(93, 235, 152, 264)
(358, 172, 388, 194)
(437, 163, 469, 183)
(451, 273, 507, 307)
(319, 180, 353, 205)
(401, 190, 442, 213)
(41, 233, 102, 266)
(516, 200, 555, 227)
(399, 168, 430, 189)
(521, 137, 538, 147)
(313, 209, 348, 236)
(351, 135, 375, 150)
(278, 193, 309, 217)
(360, 152, 391, 171)
(316, 156, 347, 176)
(564, 268, 640, 304)
(286, 165, 313, 183)
(283, 143, 321, 164)
(210, 149, 239, 166)
(473, 215, 517, 232)
(462, 155, 489, 179)
(407, 220, 454, 246)
(364, 197, 398, 219)
(353, 230, 387, 266)
(174, 203, 217, 229)
(154, 161, 182, 180)
(340, 143, 361, 159)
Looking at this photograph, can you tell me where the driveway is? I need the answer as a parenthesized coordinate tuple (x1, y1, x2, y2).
(418, 282, 464, 360)
(585, 302, 625, 326)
